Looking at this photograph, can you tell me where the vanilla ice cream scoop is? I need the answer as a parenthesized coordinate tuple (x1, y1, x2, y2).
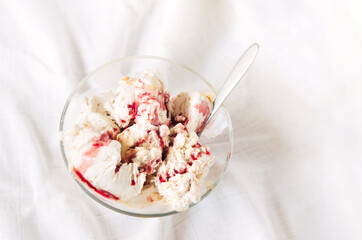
(168, 92, 214, 133)
(154, 124, 213, 211)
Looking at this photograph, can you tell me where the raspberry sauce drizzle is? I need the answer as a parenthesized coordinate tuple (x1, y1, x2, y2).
(79, 133, 112, 173)
(74, 168, 119, 200)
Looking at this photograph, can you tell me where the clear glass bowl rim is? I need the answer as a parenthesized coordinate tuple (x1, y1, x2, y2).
(59, 55, 233, 218)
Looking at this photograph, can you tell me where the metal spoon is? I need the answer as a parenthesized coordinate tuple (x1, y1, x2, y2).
(198, 43, 259, 136)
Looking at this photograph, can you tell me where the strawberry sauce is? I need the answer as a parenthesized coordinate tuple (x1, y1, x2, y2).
(194, 100, 210, 117)
(194, 100, 211, 133)
(80, 133, 112, 172)
(74, 168, 119, 200)
(191, 151, 202, 160)
(128, 102, 139, 117)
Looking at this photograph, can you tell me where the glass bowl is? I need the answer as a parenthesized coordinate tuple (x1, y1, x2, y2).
(59, 56, 233, 217)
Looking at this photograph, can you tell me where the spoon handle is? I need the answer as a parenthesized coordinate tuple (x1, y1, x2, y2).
(199, 43, 259, 136)
(210, 43, 259, 120)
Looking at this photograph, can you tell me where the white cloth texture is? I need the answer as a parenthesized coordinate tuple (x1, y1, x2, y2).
(1, 0, 362, 239)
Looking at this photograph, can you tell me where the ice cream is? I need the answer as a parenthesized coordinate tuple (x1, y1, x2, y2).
(154, 123, 213, 210)
(168, 92, 213, 133)
(63, 70, 214, 211)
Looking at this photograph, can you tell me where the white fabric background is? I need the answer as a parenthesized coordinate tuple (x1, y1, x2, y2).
(1, 0, 362, 239)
